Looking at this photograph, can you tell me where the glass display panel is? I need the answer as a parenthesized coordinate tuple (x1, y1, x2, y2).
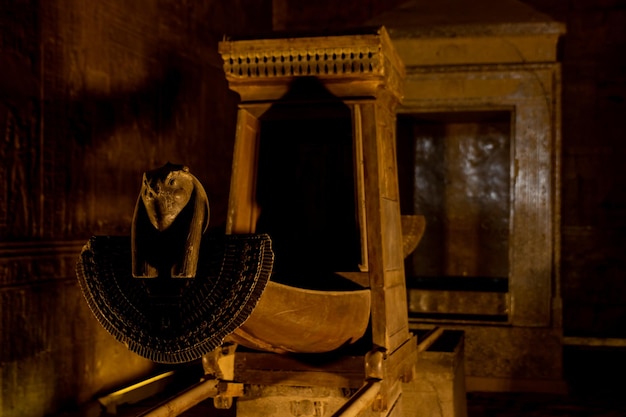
(397, 111, 511, 284)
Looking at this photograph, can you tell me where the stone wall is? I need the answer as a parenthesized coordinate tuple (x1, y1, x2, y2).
(272, 0, 407, 31)
(0, 1, 271, 416)
(522, 0, 626, 338)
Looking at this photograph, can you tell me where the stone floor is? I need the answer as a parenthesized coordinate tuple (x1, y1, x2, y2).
(65, 382, 626, 417)
(59, 346, 626, 417)
(467, 391, 626, 417)
(466, 346, 626, 417)
(103, 378, 626, 417)
(107, 389, 626, 417)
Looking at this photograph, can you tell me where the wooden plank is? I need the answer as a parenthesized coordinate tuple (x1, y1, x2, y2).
(331, 380, 382, 417)
(226, 108, 260, 234)
(352, 104, 369, 272)
(234, 351, 365, 388)
(228, 281, 371, 354)
(358, 102, 410, 352)
(383, 281, 411, 350)
(235, 370, 364, 389)
(382, 198, 403, 273)
(98, 371, 176, 415)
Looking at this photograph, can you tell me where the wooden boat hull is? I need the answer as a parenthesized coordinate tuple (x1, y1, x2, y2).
(226, 281, 371, 354)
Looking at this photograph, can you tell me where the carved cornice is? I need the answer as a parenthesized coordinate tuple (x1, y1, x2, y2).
(219, 27, 405, 102)
(222, 44, 383, 79)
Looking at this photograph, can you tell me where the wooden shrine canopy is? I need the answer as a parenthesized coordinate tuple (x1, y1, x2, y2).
(217, 26, 421, 416)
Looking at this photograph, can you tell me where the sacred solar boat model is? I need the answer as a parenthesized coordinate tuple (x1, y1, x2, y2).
(76, 164, 423, 359)
(77, 27, 426, 416)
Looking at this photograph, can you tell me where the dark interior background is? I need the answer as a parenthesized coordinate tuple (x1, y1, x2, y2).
(1, 0, 625, 415)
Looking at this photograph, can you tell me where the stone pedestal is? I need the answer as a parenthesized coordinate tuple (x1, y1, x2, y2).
(404, 329, 467, 417)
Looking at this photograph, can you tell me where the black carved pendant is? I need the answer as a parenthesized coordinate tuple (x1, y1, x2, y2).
(76, 233, 273, 363)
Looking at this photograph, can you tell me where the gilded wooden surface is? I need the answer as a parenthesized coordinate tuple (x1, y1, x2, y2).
(219, 27, 405, 102)
(219, 27, 415, 415)
(226, 108, 262, 235)
(355, 99, 409, 350)
(219, 26, 411, 355)
(234, 350, 365, 388)
(401, 214, 425, 258)
(226, 281, 371, 354)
